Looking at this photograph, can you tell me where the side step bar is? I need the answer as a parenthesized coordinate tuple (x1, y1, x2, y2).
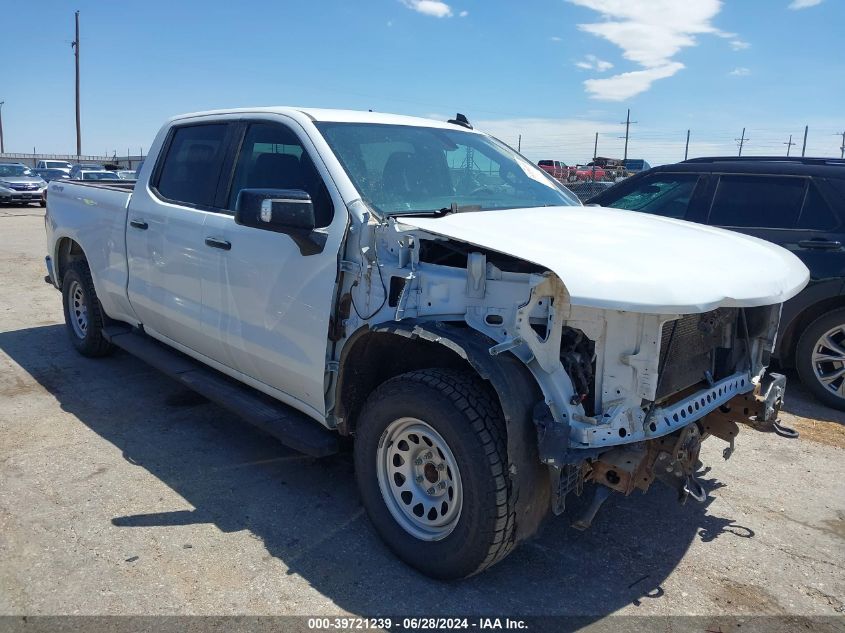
(103, 326, 339, 457)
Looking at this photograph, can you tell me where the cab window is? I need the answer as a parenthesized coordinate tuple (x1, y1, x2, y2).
(153, 124, 228, 208)
(226, 122, 334, 227)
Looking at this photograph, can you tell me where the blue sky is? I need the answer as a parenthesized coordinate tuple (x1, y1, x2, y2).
(2, 0, 843, 165)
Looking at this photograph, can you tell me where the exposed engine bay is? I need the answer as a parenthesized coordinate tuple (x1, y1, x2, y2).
(335, 205, 799, 524)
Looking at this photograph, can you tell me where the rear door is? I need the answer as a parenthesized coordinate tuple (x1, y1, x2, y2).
(126, 121, 237, 359)
(704, 174, 845, 282)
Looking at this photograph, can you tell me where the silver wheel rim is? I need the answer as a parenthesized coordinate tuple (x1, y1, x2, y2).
(68, 280, 88, 339)
(376, 417, 463, 541)
(811, 324, 845, 400)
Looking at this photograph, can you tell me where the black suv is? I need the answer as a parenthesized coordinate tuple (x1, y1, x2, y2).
(588, 156, 845, 410)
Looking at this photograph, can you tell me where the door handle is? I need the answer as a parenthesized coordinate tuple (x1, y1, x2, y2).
(129, 218, 148, 230)
(204, 237, 231, 251)
(798, 239, 842, 250)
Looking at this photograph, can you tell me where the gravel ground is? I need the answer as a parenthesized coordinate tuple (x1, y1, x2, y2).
(0, 204, 843, 628)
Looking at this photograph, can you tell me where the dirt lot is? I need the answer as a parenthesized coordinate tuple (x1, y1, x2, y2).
(0, 204, 843, 626)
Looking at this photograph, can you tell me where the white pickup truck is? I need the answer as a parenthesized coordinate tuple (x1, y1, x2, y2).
(44, 107, 809, 579)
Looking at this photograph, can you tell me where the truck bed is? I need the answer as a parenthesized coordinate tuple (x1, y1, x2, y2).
(46, 179, 136, 325)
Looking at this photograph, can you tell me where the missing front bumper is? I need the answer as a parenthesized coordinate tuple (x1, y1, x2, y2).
(547, 370, 796, 518)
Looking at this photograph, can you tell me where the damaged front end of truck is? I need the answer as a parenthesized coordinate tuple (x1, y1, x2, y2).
(333, 199, 809, 531)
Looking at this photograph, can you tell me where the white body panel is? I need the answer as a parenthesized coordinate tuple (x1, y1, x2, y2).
(45, 182, 138, 326)
(402, 206, 809, 315)
(44, 106, 810, 447)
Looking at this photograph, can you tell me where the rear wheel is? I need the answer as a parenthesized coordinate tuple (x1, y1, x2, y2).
(796, 307, 845, 411)
(61, 259, 114, 357)
(354, 369, 515, 579)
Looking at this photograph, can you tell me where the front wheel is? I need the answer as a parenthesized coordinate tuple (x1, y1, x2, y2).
(354, 369, 515, 579)
(61, 259, 115, 357)
(796, 307, 845, 411)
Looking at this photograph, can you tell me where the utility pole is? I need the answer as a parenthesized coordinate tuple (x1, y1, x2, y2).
(591, 132, 598, 182)
(619, 108, 637, 161)
(837, 131, 845, 160)
(0, 101, 5, 154)
(735, 127, 748, 156)
(72, 10, 81, 158)
(783, 134, 796, 157)
(684, 129, 690, 161)
(801, 125, 808, 157)
(517, 134, 521, 153)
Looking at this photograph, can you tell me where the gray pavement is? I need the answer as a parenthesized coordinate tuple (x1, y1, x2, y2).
(0, 204, 843, 624)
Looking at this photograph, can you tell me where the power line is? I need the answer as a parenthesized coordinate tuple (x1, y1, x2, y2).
(735, 127, 748, 156)
(619, 108, 637, 161)
(783, 134, 796, 156)
(72, 10, 81, 157)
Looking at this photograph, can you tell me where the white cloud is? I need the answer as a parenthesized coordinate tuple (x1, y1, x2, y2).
(550, 36, 562, 41)
(459, 10, 468, 17)
(788, 0, 824, 9)
(584, 62, 684, 100)
(730, 39, 750, 50)
(400, 0, 453, 18)
(567, 0, 729, 100)
(575, 54, 614, 72)
(728, 67, 751, 76)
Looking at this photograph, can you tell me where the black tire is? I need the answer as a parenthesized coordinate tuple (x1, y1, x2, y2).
(795, 307, 845, 411)
(61, 259, 115, 357)
(39, 200, 46, 208)
(354, 369, 515, 579)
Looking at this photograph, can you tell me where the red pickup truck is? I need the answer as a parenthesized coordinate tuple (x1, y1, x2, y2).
(537, 160, 568, 180)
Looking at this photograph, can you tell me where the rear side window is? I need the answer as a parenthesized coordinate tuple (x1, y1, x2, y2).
(154, 124, 228, 208)
(603, 173, 699, 219)
(798, 181, 839, 230)
(538, 160, 552, 166)
(709, 175, 806, 228)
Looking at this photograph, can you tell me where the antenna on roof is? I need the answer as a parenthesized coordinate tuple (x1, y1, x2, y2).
(447, 113, 473, 130)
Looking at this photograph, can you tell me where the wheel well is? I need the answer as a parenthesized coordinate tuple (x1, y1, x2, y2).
(780, 296, 845, 366)
(334, 330, 475, 435)
(55, 238, 86, 285)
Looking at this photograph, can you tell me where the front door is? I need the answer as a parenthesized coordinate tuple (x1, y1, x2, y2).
(201, 118, 346, 416)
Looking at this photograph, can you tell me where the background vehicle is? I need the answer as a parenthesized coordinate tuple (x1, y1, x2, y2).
(0, 162, 47, 206)
(69, 163, 106, 179)
(538, 160, 568, 180)
(44, 109, 806, 579)
(588, 156, 845, 410)
(623, 158, 651, 174)
(34, 168, 71, 182)
(77, 170, 122, 181)
(36, 160, 73, 174)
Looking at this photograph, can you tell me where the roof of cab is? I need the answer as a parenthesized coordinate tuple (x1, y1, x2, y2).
(169, 106, 474, 132)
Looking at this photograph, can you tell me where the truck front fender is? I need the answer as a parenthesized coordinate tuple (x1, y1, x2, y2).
(337, 320, 550, 542)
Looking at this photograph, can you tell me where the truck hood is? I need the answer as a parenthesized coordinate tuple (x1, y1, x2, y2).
(398, 206, 810, 314)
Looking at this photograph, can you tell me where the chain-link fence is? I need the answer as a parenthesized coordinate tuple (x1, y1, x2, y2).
(560, 178, 622, 203)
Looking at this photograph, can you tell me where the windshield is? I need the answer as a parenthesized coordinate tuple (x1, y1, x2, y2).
(315, 123, 579, 215)
(46, 161, 71, 169)
(0, 164, 34, 177)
